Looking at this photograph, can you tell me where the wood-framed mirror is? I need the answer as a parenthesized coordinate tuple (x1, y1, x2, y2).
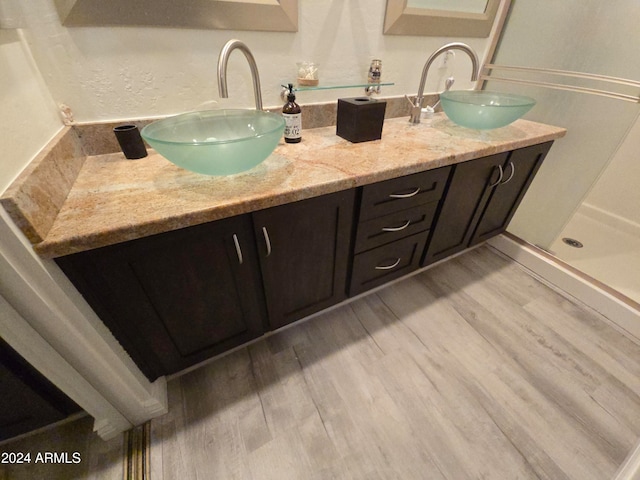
(383, 0, 499, 37)
(53, 0, 298, 32)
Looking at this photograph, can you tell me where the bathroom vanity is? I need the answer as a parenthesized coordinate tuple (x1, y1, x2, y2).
(2, 113, 565, 381)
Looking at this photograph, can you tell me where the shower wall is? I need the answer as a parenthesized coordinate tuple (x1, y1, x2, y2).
(549, 112, 640, 303)
(488, 0, 640, 250)
(582, 113, 640, 233)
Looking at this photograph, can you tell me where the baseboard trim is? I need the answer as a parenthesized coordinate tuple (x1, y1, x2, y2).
(488, 233, 640, 345)
(614, 440, 640, 480)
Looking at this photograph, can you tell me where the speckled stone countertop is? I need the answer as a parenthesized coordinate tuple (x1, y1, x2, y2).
(32, 114, 565, 258)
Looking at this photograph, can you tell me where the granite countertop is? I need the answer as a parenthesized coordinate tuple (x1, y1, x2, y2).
(29, 114, 565, 258)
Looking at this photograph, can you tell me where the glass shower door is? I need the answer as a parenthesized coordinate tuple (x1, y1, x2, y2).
(486, 1, 640, 303)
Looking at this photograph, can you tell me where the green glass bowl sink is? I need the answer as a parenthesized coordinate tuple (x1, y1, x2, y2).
(141, 109, 285, 175)
(439, 90, 536, 130)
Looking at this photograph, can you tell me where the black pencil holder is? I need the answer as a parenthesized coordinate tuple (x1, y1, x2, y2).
(113, 124, 148, 159)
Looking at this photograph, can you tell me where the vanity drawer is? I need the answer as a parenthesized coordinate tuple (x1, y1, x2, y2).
(359, 166, 451, 221)
(349, 232, 428, 296)
(354, 202, 438, 254)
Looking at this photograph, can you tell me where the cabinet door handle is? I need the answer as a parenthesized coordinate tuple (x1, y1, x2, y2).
(381, 220, 411, 232)
(261, 227, 272, 257)
(375, 257, 402, 270)
(488, 164, 504, 188)
(232, 234, 243, 265)
(501, 161, 515, 184)
(389, 187, 420, 199)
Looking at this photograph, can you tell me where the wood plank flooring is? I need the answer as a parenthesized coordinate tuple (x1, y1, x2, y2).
(150, 245, 640, 480)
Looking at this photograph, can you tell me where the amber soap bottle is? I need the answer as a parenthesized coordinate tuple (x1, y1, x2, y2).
(283, 84, 302, 143)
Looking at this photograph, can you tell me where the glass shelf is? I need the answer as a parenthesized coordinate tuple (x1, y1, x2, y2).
(282, 82, 395, 92)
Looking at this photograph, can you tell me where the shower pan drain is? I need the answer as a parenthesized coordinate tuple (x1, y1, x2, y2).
(562, 237, 584, 248)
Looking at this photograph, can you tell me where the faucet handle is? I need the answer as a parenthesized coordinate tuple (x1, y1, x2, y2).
(404, 94, 417, 108)
(404, 94, 426, 108)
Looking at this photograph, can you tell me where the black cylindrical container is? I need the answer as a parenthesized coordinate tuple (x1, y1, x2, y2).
(113, 124, 148, 159)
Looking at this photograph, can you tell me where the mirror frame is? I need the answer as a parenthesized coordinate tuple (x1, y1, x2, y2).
(54, 0, 298, 32)
(384, 0, 499, 37)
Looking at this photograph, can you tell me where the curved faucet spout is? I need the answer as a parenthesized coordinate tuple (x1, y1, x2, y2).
(217, 39, 264, 110)
(410, 42, 480, 124)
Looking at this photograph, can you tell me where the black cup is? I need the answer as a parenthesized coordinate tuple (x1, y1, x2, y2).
(113, 124, 148, 159)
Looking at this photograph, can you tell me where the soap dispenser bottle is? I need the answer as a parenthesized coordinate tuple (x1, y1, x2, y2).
(282, 84, 302, 143)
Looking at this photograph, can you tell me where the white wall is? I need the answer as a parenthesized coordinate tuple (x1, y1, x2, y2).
(17, 1, 495, 123)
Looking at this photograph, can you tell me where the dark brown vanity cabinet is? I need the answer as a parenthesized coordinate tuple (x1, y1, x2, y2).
(252, 189, 356, 329)
(56, 190, 356, 380)
(55, 143, 553, 381)
(423, 142, 552, 266)
(349, 167, 451, 296)
(57, 215, 267, 381)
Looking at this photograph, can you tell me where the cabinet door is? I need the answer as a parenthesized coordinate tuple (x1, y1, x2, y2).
(252, 190, 356, 329)
(57, 215, 266, 380)
(470, 142, 553, 245)
(422, 152, 509, 266)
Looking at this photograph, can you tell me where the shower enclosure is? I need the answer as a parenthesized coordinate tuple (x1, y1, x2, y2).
(485, 1, 640, 305)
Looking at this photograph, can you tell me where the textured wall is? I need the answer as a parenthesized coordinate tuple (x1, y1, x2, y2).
(16, 1, 494, 123)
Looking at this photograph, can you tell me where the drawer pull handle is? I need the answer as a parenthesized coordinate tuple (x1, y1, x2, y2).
(382, 220, 411, 232)
(488, 164, 504, 188)
(501, 161, 515, 184)
(375, 257, 401, 270)
(232, 234, 243, 265)
(389, 187, 420, 199)
(262, 227, 272, 257)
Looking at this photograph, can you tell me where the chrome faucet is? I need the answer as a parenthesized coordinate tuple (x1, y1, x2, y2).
(408, 42, 480, 124)
(217, 39, 263, 110)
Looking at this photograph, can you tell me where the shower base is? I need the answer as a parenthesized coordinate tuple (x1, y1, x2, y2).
(551, 206, 640, 304)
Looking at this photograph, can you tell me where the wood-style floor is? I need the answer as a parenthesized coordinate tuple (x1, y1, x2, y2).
(150, 246, 640, 480)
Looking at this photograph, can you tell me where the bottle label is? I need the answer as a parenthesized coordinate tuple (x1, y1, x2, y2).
(283, 113, 302, 140)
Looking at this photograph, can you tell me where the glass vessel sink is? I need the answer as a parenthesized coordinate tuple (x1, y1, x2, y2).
(439, 90, 536, 130)
(141, 109, 285, 175)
